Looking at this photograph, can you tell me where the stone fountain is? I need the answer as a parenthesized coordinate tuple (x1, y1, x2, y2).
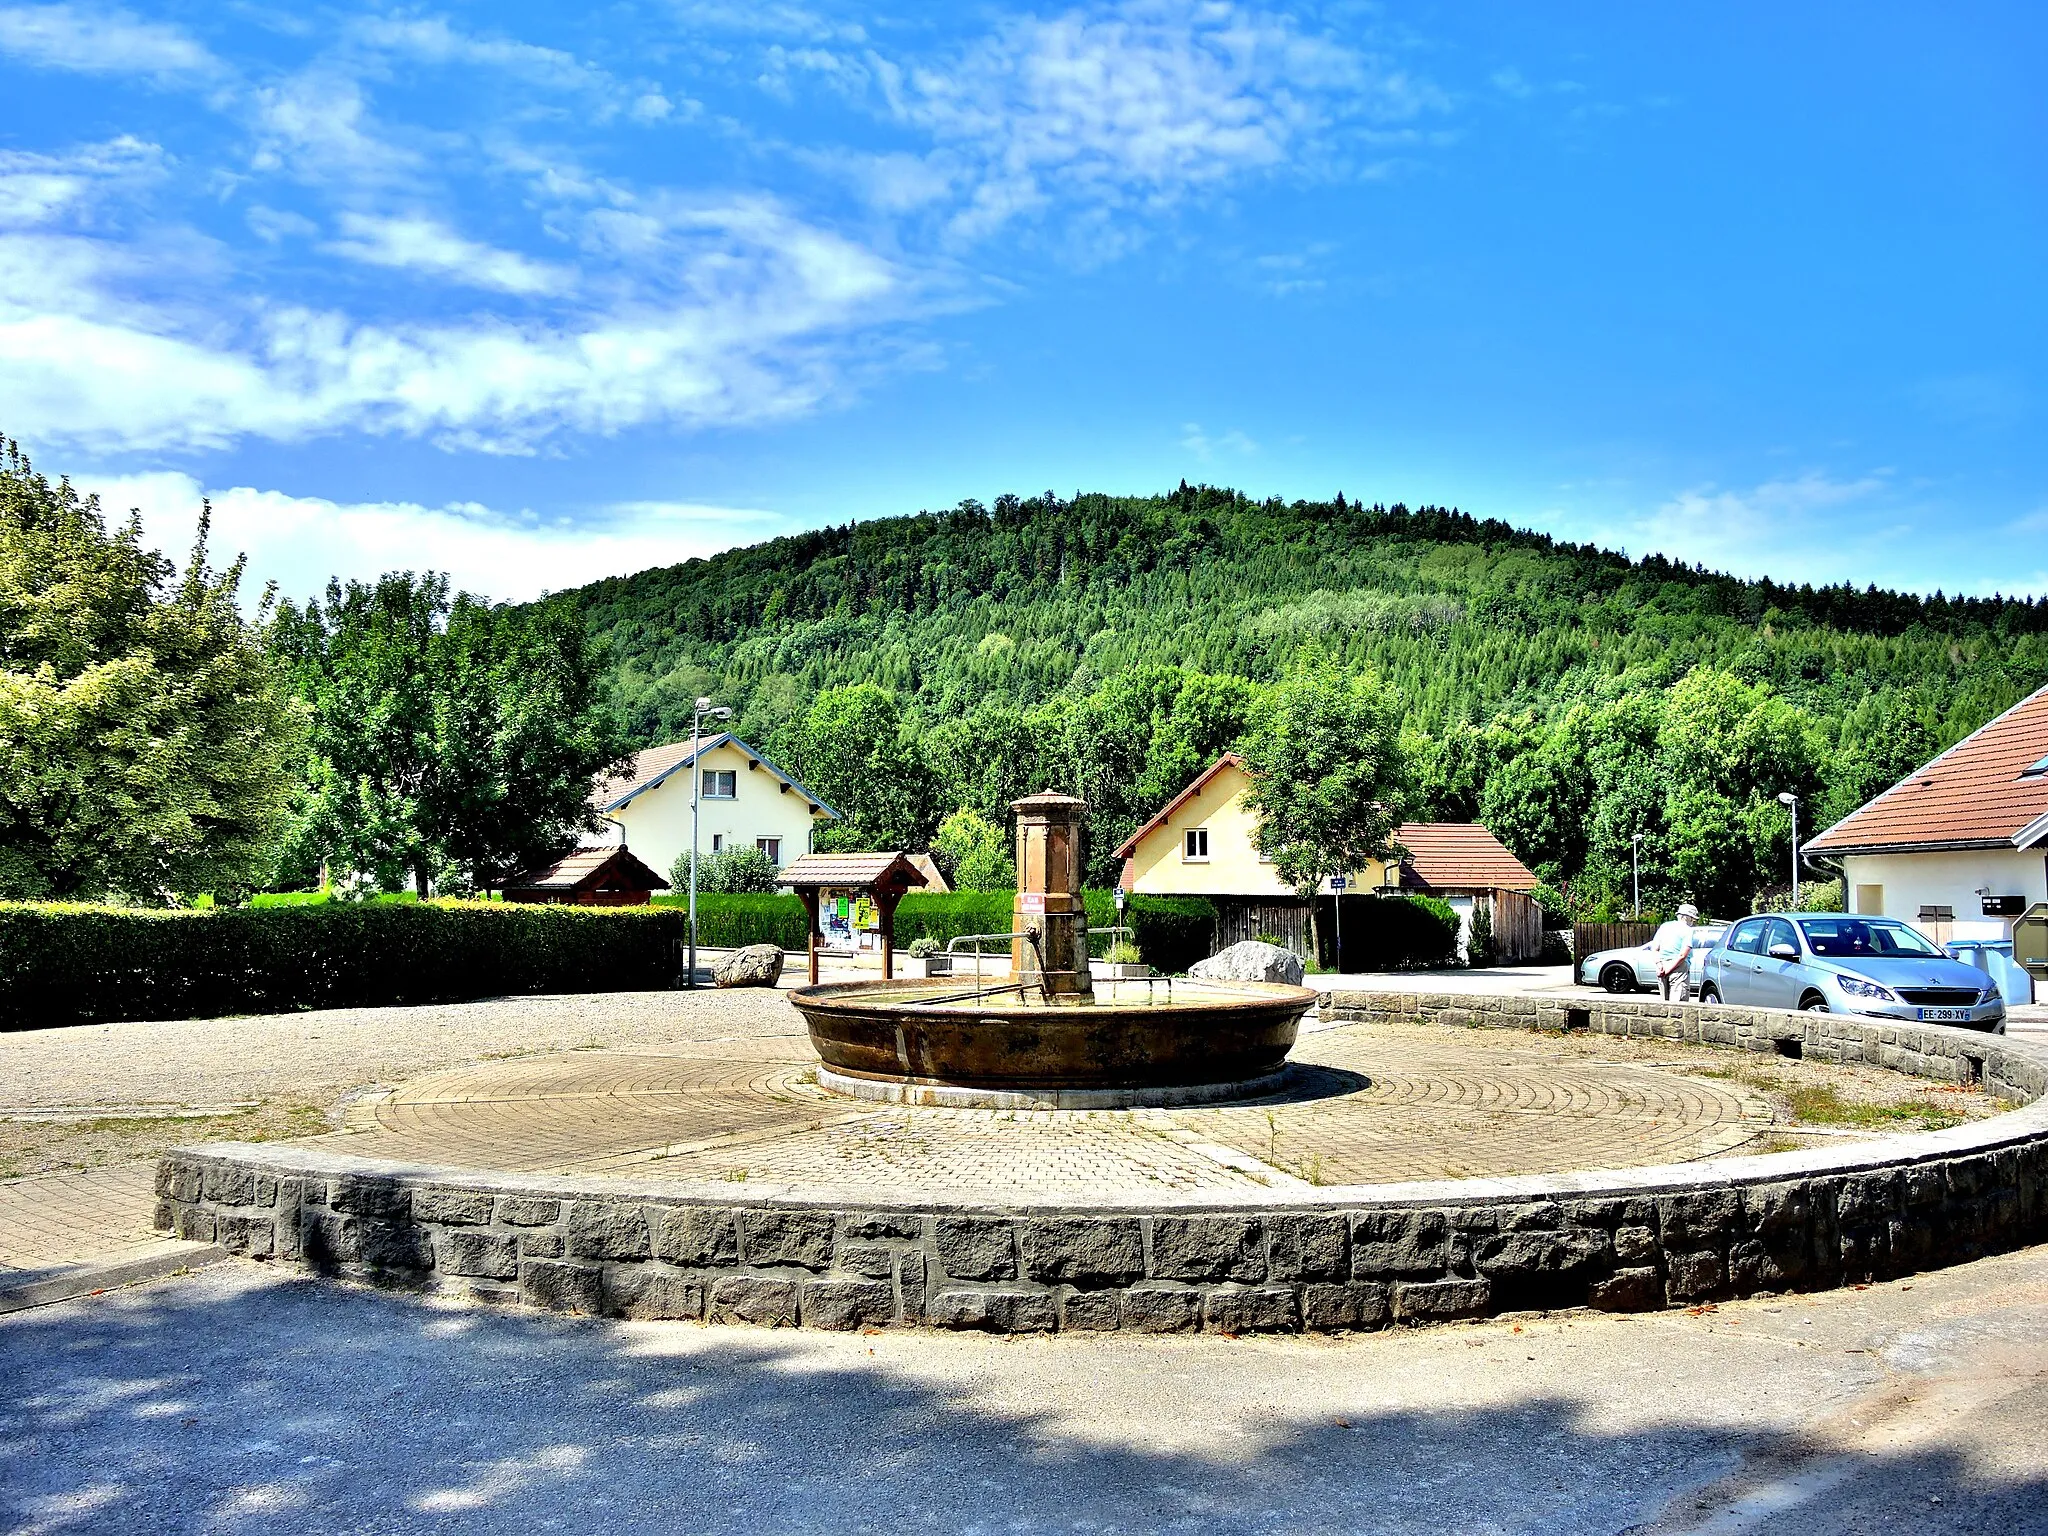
(790, 793, 1318, 1108)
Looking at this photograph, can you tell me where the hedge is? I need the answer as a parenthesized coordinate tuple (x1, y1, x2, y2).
(654, 892, 810, 950)
(665, 889, 1221, 974)
(0, 901, 686, 1029)
(1318, 893, 1461, 971)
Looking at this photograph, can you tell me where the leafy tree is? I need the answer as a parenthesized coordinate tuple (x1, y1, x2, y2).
(932, 808, 1013, 889)
(273, 573, 626, 894)
(773, 684, 943, 852)
(1239, 667, 1410, 955)
(0, 442, 305, 900)
(681, 844, 780, 893)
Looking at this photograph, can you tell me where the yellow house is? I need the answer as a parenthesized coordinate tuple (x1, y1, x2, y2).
(1114, 754, 1543, 963)
(593, 732, 835, 884)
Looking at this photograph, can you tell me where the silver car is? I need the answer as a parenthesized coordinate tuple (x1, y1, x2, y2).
(1700, 913, 2006, 1031)
(1580, 927, 1726, 994)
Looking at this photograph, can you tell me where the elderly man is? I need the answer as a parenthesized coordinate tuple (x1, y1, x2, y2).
(1652, 902, 1701, 1002)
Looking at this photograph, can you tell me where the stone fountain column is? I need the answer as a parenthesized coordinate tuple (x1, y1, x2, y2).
(1010, 792, 1094, 1000)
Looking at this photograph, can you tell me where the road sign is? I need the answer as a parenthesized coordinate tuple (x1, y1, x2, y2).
(1330, 876, 1347, 890)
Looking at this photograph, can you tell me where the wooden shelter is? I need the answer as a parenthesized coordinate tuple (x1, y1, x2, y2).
(778, 851, 929, 983)
(501, 846, 670, 906)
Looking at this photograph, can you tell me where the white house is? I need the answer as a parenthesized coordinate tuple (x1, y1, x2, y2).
(592, 733, 837, 883)
(1806, 681, 2048, 947)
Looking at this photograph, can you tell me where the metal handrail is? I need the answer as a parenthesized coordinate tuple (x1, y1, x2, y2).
(940, 930, 1035, 1003)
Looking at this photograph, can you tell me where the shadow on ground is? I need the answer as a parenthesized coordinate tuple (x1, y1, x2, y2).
(1, 1264, 2043, 1535)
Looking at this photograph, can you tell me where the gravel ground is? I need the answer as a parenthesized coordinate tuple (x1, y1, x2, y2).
(1, 986, 2016, 1181)
(0, 991, 802, 1178)
(3, 1243, 2045, 1533)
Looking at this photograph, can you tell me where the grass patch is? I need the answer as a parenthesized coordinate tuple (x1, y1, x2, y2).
(1784, 1083, 1964, 1132)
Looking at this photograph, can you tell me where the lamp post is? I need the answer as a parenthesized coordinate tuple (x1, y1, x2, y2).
(1777, 791, 1800, 910)
(1630, 832, 1644, 920)
(688, 695, 732, 988)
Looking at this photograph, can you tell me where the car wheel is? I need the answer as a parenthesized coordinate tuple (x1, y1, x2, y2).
(1799, 992, 1830, 1013)
(1601, 964, 1637, 994)
(1700, 985, 1720, 1006)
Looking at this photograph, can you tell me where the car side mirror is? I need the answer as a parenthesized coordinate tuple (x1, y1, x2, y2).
(1768, 941, 1798, 960)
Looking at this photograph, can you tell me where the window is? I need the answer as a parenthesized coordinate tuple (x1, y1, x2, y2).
(757, 837, 781, 865)
(1764, 918, 1800, 956)
(710, 834, 724, 853)
(1183, 827, 1209, 861)
(1728, 919, 1766, 955)
(1799, 917, 1942, 959)
(2022, 753, 2048, 779)
(702, 769, 736, 799)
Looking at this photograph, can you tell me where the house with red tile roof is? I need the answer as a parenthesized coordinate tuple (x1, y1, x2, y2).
(1112, 754, 1543, 963)
(1805, 681, 2048, 945)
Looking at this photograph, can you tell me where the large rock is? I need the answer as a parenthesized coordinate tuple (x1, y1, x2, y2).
(713, 943, 786, 988)
(1188, 940, 1305, 986)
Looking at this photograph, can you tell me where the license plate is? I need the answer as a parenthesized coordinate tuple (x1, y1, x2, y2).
(1918, 1007, 1970, 1023)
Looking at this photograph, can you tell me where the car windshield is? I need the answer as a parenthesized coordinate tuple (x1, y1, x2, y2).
(1797, 917, 1942, 959)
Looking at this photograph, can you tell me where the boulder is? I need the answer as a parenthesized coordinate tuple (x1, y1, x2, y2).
(713, 943, 786, 988)
(1188, 940, 1305, 986)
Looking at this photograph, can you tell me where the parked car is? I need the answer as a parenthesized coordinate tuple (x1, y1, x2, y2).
(1946, 938, 2037, 1007)
(1700, 913, 2006, 1031)
(1579, 926, 1727, 994)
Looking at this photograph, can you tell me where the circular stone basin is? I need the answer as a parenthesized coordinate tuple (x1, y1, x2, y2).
(789, 976, 1317, 1104)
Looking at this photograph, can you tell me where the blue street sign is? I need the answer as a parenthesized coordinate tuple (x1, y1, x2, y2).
(1330, 876, 1347, 890)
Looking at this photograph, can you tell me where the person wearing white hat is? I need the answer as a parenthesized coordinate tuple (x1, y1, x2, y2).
(1653, 902, 1701, 1002)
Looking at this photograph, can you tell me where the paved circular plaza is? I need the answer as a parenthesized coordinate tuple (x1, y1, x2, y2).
(307, 1011, 2000, 1199)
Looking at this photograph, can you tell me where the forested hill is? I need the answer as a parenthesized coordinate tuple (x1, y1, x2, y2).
(571, 485, 2048, 914)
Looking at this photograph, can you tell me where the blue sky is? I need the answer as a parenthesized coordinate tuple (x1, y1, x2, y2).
(1, 1, 2042, 602)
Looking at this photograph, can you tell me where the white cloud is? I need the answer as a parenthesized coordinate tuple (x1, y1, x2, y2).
(0, 198, 909, 453)
(353, 14, 604, 91)
(0, 136, 164, 226)
(325, 213, 574, 296)
(77, 471, 789, 603)
(894, 0, 1438, 240)
(0, 3, 217, 78)
(1546, 471, 1973, 591)
(250, 71, 420, 184)
(1180, 422, 1257, 460)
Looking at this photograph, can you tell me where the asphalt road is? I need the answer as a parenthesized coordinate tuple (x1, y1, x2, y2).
(4, 1246, 2046, 1535)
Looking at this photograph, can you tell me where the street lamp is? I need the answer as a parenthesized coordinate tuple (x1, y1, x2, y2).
(688, 695, 732, 988)
(1777, 791, 1800, 910)
(1630, 832, 1644, 920)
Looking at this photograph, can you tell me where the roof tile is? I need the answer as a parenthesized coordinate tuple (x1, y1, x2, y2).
(1807, 683, 2048, 854)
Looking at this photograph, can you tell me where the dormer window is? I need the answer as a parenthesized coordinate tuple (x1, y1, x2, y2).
(1183, 827, 1209, 861)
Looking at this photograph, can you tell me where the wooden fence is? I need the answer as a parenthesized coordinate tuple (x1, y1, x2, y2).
(1571, 921, 1656, 962)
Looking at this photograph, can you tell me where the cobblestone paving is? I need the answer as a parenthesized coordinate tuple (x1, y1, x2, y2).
(308, 1020, 1805, 1197)
(0, 1166, 159, 1275)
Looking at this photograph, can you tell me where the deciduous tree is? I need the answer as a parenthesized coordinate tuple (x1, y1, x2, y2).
(0, 442, 305, 900)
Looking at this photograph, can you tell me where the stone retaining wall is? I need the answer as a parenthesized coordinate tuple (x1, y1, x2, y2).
(154, 994, 2048, 1334)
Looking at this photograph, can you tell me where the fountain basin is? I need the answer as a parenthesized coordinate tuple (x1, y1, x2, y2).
(790, 977, 1317, 1107)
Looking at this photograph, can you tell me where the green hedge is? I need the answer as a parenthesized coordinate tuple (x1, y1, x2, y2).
(1318, 893, 1461, 971)
(655, 892, 810, 950)
(668, 888, 1220, 974)
(0, 901, 686, 1029)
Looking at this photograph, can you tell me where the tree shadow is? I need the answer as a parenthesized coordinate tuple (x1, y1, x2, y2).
(0, 1266, 2041, 1535)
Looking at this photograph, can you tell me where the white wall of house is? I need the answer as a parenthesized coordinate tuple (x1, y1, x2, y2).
(1840, 848, 2047, 943)
(606, 738, 829, 884)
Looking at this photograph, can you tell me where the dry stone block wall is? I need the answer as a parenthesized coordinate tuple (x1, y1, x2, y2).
(155, 993, 2048, 1334)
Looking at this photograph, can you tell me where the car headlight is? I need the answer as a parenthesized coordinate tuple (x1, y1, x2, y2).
(1835, 974, 1895, 1002)
(1980, 983, 2000, 1005)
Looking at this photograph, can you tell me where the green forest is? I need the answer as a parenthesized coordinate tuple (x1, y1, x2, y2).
(576, 485, 2048, 919)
